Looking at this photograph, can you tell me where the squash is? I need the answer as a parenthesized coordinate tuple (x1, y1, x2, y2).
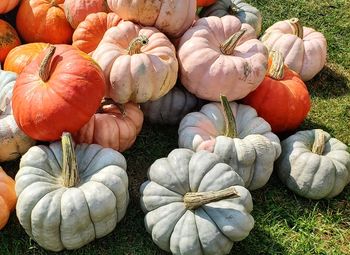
(0, 67, 35, 162)
(12, 45, 106, 141)
(73, 99, 144, 152)
(141, 85, 205, 125)
(0, 19, 21, 63)
(16, 0, 74, 44)
(199, 0, 262, 35)
(197, 0, 217, 7)
(0, 167, 16, 230)
(4, 43, 49, 74)
(242, 51, 311, 133)
(72, 12, 122, 54)
(15, 132, 129, 251)
(277, 129, 350, 199)
(92, 21, 178, 104)
(178, 15, 268, 101)
(260, 18, 327, 81)
(0, 1, 19, 14)
(179, 96, 281, 190)
(140, 149, 254, 254)
(106, 0, 196, 38)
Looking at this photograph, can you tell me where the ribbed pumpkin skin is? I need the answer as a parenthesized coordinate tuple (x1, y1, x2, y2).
(0, 20, 21, 63)
(0, 1, 20, 14)
(4, 43, 48, 74)
(16, 0, 73, 44)
(0, 167, 16, 230)
(12, 45, 106, 141)
(72, 12, 122, 54)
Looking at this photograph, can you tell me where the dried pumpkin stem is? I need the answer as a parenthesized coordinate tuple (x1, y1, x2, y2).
(39, 45, 56, 82)
(220, 29, 247, 55)
(62, 132, 80, 187)
(220, 95, 237, 138)
(289, 18, 303, 39)
(268, 50, 285, 80)
(312, 129, 326, 155)
(128, 35, 149, 55)
(184, 186, 239, 210)
(228, 4, 240, 15)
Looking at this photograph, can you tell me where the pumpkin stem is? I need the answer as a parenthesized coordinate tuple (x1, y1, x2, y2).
(289, 18, 303, 39)
(50, 0, 58, 6)
(116, 104, 127, 117)
(220, 29, 246, 55)
(61, 132, 80, 187)
(268, 51, 285, 80)
(128, 35, 149, 55)
(228, 4, 240, 15)
(312, 129, 326, 155)
(220, 95, 237, 138)
(184, 186, 239, 210)
(39, 45, 56, 82)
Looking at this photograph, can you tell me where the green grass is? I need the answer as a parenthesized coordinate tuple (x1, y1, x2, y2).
(1, 0, 349, 254)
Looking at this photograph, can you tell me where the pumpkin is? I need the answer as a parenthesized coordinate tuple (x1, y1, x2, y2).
(16, 0, 74, 44)
(64, 0, 110, 29)
(178, 96, 281, 190)
(242, 51, 311, 133)
(73, 99, 144, 152)
(0, 167, 16, 230)
(0, 67, 35, 162)
(106, 0, 196, 38)
(72, 12, 122, 54)
(178, 15, 268, 102)
(15, 132, 129, 251)
(0, 1, 20, 14)
(0, 19, 21, 63)
(4, 43, 49, 74)
(12, 45, 106, 141)
(277, 129, 350, 199)
(92, 21, 178, 104)
(260, 18, 327, 81)
(197, 0, 217, 7)
(141, 85, 205, 125)
(199, 0, 262, 35)
(140, 149, 254, 254)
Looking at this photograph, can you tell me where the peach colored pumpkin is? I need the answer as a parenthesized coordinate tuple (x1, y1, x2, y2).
(106, 0, 196, 38)
(260, 18, 327, 81)
(92, 21, 178, 104)
(73, 99, 144, 152)
(0, 1, 20, 14)
(178, 15, 268, 101)
(0, 167, 16, 230)
(64, 0, 110, 29)
(72, 12, 122, 54)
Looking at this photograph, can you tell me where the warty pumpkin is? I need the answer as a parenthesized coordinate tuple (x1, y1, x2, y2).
(0, 19, 21, 63)
(0, 167, 16, 230)
(0, 1, 20, 14)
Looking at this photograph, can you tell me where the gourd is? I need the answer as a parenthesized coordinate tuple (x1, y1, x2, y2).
(0, 1, 20, 14)
(276, 129, 350, 199)
(179, 96, 281, 190)
(15, 132, 129, 251)
(140, 148, 254, 255)
(0, 167, 16, 230)
(0, 19, 21, 63)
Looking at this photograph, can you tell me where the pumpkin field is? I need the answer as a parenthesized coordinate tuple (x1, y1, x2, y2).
(0, 0, 349, 254)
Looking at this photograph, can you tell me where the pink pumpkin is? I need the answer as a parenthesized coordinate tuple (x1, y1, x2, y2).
(178, 15, 268, 101)
(260, 18, 327, 81)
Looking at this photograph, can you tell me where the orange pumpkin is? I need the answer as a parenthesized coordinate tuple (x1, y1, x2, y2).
(242, 51, 311, 133)
(4, 43, 49, 74)
(0, 167, 16, 230)
(0, 19, 20, 63)
(12, 45, 106, 141)
(72, 12, 122, 54)
(0, 1, 20, 14)
(16, 0, 74, 44)
(197, 0, 217, 7)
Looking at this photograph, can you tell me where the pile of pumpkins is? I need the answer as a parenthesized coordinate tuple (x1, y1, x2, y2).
(0, 0, 349, 254)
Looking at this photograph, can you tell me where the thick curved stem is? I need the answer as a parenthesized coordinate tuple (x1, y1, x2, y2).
(312, 129, 326, 155)
(220, 95, 237, 138)
(62, 132, 79, 187)
(220, 29, 247, 55)
(39, 45, 56, 82)
(128, 35, 149, 55)
(228, 4, 240, 15)
(268, 51, 285, 80)
(289, 18, 303, 39)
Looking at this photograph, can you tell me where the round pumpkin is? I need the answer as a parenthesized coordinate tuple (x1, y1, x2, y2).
(12, 45, 106, 141)
(242, 51, 311, 133)
(16, 0, 74, 44)
(0, 167, 16, 230)
(140, 149, 254, 254)
(277, 129, 350, 199)
(179, 96, 281, 190)
(106, 0, 196, 38)
(72, 12, 122, 54)
(15, 132, 129, 251)
(260, 18, 327, 81)
(199, 0, 262, 35)
(0, 1, 20, 14)
(0, 19, 21, 63)
(92, 21, 178, 104)
(4, 43, 49, 74)
(178, 15, 268, 102)
(73, 99, 144, 152)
